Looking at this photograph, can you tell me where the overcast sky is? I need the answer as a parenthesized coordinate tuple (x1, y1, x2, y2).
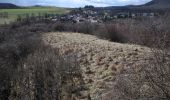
(0, 0, 152, 7)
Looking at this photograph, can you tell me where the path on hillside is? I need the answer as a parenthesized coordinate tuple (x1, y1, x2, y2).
(42, 32, 151, 99)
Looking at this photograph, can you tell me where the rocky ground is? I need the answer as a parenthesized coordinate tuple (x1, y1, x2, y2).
(42, 32, 152, 100)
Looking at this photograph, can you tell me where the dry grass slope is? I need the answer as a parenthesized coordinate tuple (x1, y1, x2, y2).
(43, 32, 152, 99)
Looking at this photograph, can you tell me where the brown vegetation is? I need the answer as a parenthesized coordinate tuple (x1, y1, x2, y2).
(0, 13, 169, 99)
(0, 19, 84, 100)
(103, 16, 170, 100)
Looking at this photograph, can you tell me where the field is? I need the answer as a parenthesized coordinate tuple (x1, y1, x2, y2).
(0, 7, 69, 24)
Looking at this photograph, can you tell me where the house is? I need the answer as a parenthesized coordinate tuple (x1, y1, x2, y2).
(88, 18, 98, 23)
(131, 13, 136, 18)
(51, 18, 58, 21)
(149, 13, 155, 17)
(113, 15, 118, 19)
(73, 16, 86, 23)
(142, 13, 148, 17)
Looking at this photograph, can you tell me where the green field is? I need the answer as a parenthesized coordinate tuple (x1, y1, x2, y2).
(0, 7, 69, 24)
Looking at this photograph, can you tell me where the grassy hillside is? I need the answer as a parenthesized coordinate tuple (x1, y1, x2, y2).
(42, 32, 151, 99)
(0, 7, 69, 24)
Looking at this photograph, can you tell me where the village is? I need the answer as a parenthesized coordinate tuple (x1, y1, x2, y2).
(50, 6, 157, 23)
(0, 6, 157, 24)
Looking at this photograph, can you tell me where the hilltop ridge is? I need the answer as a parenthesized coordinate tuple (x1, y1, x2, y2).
(0, 3, 19, 9)
(104, 0, 170, 10)
(141, 0, 170, 9)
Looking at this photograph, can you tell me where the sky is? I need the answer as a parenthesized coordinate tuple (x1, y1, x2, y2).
(0, 0, 152, 7)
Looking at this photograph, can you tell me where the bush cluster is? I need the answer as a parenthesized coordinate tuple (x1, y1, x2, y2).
(0, 18, 84, 100)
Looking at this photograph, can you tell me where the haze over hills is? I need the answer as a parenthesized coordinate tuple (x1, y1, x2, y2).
(105, 0, 170, 10)
(145, 0, 170, 6)
(0, 3, 19, 9)
(0, 0, 170, 10)
(141, 0, 170, 9)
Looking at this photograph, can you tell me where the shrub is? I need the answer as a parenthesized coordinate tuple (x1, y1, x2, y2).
(0, 20, 84, 99)
(93, 23, 127, 43)
(52, 22, 67, 32)
(103, 17, 170, 100)
(8, 45, 83, 100)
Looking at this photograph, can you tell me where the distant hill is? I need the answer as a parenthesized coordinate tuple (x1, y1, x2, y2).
(0, 3, 19, 9)
(101, 0, 170, 11)
(141, 0, 170, 9)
